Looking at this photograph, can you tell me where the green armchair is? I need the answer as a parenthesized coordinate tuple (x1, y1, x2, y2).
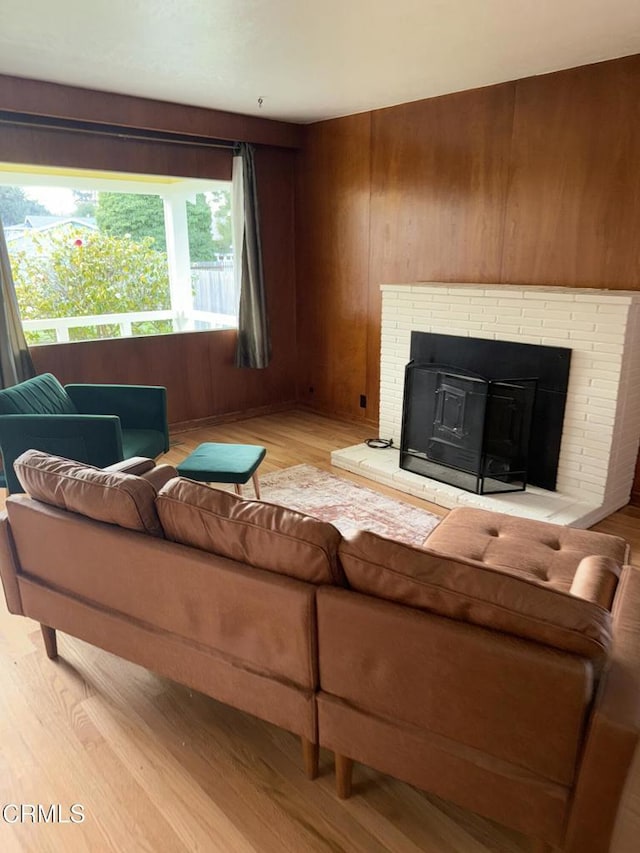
(0, 374, 169, 494)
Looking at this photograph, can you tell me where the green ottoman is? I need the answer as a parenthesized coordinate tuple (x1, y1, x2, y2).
(176, 442, 266, 498)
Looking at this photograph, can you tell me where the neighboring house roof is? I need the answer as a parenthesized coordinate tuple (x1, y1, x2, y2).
(22, 215, 97, 231)
(6, 216, 98, 254)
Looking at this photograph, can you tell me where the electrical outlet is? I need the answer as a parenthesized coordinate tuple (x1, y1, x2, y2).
(359, 394, 367, 409)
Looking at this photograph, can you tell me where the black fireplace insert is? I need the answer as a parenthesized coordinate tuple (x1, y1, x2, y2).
(400, 332, 571, 492)
(400, 362, 537, 494)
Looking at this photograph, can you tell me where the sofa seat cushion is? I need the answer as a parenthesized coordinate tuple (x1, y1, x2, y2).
(13, 449, 163, 537)
(122, 428, 167, 460)
(424, 507, 628, 597)
(339, 529, 613, 658)
(0, 373, 77, 415)
(157, 477, 345, 585)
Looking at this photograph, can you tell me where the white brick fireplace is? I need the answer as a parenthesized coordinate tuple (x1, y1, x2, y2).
(332, 284, 640, 527)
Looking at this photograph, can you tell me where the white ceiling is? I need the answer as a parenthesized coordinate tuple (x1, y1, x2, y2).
(1, 0, 640, 124)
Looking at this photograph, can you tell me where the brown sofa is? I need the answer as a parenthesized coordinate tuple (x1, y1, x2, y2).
(1, 451, 639, 853)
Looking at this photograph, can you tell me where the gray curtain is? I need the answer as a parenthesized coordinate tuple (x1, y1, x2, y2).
(0, 218, 35, 389)
(233, 143, 271, 368)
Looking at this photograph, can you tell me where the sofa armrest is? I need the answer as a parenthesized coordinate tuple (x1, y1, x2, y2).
(0, 513, 22, 614)
(141, 464, 178, 491)
(103, 457, 156, 476)
(0, 414, 124, 494)
(564, 564, 640, 853)
(65, 384, 169, 450)
(101, 459, 177, 490)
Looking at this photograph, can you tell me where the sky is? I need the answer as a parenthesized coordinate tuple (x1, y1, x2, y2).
(25, 186, 75, 215)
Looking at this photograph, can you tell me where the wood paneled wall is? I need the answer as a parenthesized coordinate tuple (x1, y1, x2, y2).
(501, 59, 640, 286)
(1, 79, 298, 425)
(296, 55, 640, 440)
(296, 115, 372, 418)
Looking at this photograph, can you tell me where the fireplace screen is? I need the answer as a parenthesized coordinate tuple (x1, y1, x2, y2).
(400, 362, 536, 494)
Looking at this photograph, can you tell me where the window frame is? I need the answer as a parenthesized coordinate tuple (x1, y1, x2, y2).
(1, 163, 236, 345)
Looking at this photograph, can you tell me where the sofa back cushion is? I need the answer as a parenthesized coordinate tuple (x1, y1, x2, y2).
(157, 477, 345, 585)
(339, 530, 612, 659)
(0, 374, 77, 415)
(13, 450, 163, 537)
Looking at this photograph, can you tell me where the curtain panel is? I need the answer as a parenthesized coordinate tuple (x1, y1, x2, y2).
(0, 218, 35, 389)
(233, 143, 271, 369)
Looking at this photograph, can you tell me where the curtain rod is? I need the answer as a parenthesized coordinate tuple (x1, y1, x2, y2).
(0, 110, 238, 151)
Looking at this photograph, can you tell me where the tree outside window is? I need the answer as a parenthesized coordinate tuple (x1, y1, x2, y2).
(0, 177, 235, 344)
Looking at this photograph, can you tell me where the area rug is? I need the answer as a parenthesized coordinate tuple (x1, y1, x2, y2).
(259, 464, 441, 545)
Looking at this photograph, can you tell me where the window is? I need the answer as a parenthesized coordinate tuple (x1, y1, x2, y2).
(0, 164, 235, 344)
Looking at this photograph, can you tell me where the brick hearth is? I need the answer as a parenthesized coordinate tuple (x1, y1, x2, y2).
(332, 284, 640, 527)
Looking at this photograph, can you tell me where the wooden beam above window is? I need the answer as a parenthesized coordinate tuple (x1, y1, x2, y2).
(0, 74, 303, 150)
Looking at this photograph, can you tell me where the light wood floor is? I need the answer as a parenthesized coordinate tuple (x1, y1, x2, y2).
(0, 409, 638, 852)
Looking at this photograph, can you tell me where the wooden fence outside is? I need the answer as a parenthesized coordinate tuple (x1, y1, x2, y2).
(192, 262, 237, 316)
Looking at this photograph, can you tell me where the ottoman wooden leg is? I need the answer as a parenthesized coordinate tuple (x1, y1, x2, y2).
(40, 624, 58, 660)
(234, 483, 242, 496)
(252, 471, 261, 499)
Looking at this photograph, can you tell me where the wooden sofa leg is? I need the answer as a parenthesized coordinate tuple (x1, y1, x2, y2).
(301, 737, 319, 780)
(335, 754, 353, 799)
(40, 625, 58, 660)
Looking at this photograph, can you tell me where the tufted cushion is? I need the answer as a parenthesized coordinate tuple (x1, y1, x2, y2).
(13, 449, 163, 537)
(156, 477, 345, 585)
(339, 529, 613, 659)
(424, 507, 628, 597)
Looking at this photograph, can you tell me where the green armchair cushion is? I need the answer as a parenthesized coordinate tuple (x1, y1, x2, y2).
(0, 374, 77, 416)
(122, 429, 168, 461)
